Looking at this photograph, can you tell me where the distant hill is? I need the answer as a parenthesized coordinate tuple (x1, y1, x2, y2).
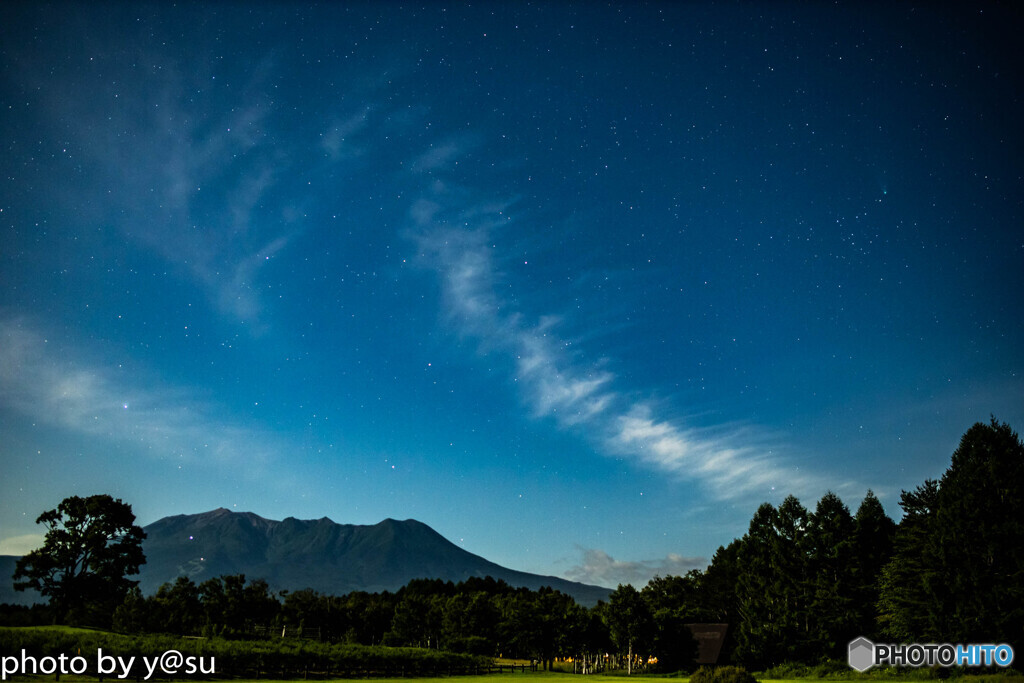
(2, 510, 611, 608)
(139, 509, 612, 606)
(0, 555, 41, 606)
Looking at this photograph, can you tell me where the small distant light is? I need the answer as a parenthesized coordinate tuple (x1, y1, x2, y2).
(189, 535, 194, 540)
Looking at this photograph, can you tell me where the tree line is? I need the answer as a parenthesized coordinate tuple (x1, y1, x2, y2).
(5, 418, 1023, 672)
(112, 575, 627, 671)
(662, 418, 1023, 670)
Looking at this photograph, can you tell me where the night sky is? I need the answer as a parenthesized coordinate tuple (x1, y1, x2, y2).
(2, 3, 1022, 588)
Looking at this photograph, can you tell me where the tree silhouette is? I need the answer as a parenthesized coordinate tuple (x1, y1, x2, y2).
(875, 480, 940, 642)
(805, 491, 857, 658)
(933, 419, 1024, 647)
(605, 583, 654, 674)
(878, 418, 1024, 650)
(13, 494, 146, 625)
(851, 490, 895, 639)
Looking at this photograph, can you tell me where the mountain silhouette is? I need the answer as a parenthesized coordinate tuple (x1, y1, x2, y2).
(137, 508, 612, 606)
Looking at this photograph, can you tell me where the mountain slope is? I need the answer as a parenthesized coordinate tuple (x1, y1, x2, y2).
(138, 508, 611, 606)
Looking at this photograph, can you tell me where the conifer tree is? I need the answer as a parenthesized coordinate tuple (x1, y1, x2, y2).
(933, 419, 1024, 647)
(876, 480, 940, 642)
(734, 502, 780, 668)
(805, 492, 858, 657)
(851, 490, 895, 639)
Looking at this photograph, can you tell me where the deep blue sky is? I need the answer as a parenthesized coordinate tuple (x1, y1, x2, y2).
(2, 2, 1022, 588)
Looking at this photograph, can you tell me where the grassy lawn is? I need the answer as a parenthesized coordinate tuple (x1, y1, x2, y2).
(1, 625, 107, 635)
(229, 676, 670, 683)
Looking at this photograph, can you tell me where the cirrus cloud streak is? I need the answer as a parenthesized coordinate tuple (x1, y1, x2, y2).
(411, 183, 827, 501)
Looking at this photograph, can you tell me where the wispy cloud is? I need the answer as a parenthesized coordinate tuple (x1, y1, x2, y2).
(121, 92, 294, 332)
(321, 109, 374, 161)
(410, 169, 828, 501)
(214, 234, 295, 327)
(565, 547, 706, 588)
(21, 46, 300, 333)
(610, 405, 801, 499)
(410, 133, 481, 175)
(0, 317, 281, 467)
(416, 224, 619, 428)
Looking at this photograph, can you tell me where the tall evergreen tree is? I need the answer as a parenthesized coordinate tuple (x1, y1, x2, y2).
(699, 540, 742, 623)
(805, 491, 858, 658)
(772, 496, 812, 662)
(877, 480, 940, 642)
(879, 419, 1024, 649)
(933, 419, 1024, 647)
(851, 490, 895, 639)
(734, 502, 780, 668)
(698, 540, 743, 664)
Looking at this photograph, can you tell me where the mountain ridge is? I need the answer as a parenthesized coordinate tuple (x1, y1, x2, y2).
(138, 508, 611, 606)
(2, 509, 613, 607)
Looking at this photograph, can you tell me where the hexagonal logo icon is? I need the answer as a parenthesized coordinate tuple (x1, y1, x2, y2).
(848, 637, 875, 672)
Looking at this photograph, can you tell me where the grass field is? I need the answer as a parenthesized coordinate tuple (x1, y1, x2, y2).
(209, 679, 638, 683)
(0, 673, 667, 683)
(211, 676, 1024, 683)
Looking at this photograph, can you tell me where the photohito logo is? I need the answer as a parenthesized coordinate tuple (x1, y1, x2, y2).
(848, 637, 1015, 672)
